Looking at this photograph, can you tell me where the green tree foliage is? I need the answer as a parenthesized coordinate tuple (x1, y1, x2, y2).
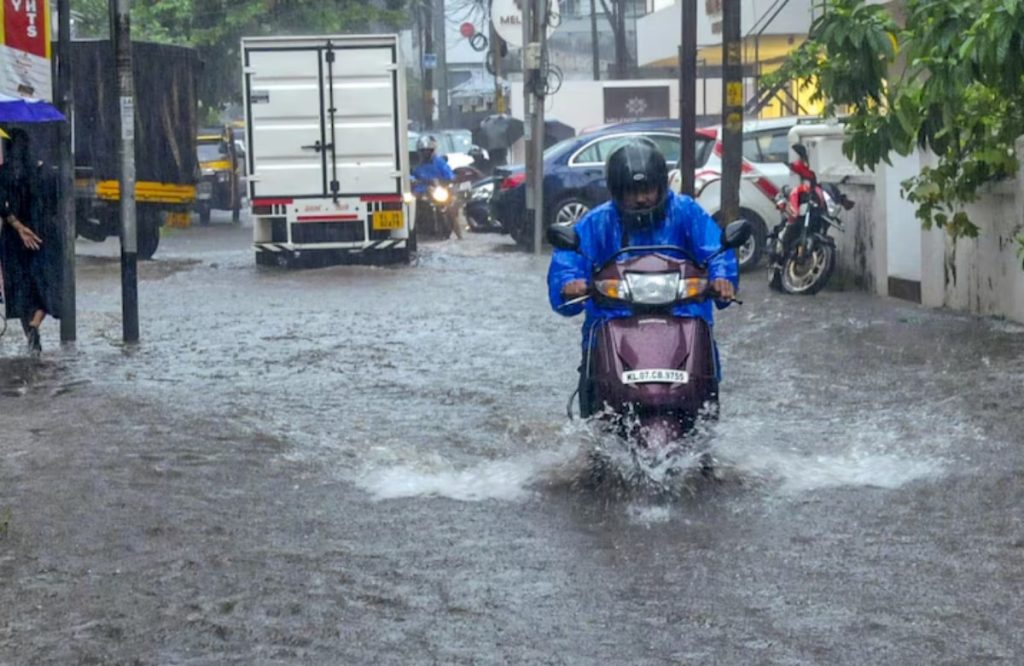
(71, 0, 409, 120)
(766, 0, 1024, 266)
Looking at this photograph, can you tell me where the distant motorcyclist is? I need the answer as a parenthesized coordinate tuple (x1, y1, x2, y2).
(411, 134, 455, 194)
(411, 134, 462, 239)
(546, 139, 738, 415)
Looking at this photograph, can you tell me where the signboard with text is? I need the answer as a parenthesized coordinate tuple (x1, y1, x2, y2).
(0, 0, 52, 100)
(490, 0, 557, 49)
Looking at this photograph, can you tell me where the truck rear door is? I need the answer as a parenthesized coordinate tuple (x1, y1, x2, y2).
(245, 41, 401, 200)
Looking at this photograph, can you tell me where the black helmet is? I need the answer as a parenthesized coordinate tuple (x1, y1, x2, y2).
(606, 138, 669, 230)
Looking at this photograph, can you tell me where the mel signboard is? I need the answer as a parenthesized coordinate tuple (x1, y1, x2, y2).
(0, 0, 52, 100)
(490, 0, 557, 49)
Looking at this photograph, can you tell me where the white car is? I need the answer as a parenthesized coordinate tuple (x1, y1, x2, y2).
(670, 117, 818, 270)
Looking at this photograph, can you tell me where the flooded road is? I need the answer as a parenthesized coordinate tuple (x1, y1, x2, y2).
(2, 214, 1022, 664)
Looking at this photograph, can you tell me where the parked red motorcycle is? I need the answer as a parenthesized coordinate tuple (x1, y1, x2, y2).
(767, 144, 855, 295)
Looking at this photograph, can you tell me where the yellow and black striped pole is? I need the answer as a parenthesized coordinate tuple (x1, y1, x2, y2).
(720, 0, 743, 228)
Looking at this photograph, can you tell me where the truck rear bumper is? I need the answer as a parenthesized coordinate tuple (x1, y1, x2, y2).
(254, 240, 408, 253)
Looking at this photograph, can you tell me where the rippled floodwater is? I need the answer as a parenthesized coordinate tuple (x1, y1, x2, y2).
(2, 219, 1022, 664)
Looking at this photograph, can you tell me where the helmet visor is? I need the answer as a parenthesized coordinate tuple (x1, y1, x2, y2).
(618, 180, 664, 212)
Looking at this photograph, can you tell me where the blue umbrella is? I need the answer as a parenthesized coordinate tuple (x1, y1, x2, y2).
(0, 93, 65, 123)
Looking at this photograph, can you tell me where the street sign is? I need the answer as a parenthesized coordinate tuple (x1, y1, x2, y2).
(0, 0, 53, 100)
(490, 0, 557, 49)
(423, 52, 437, 70)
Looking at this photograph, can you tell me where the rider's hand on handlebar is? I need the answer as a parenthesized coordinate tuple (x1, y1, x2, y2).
(561, 279, 588, 299)
(711, 278, 735, 301)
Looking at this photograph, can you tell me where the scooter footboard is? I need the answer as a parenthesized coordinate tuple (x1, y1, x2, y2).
(591, 316, 716, 413)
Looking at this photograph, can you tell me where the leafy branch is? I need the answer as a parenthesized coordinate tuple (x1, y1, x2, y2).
(768, 0, 1024, 257)
(70, 0, 412, 115)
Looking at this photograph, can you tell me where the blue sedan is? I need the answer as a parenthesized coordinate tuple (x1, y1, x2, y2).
(490, 122, 714, 247)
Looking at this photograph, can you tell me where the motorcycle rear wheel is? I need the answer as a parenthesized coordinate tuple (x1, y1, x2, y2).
(781, 243, 834, 295)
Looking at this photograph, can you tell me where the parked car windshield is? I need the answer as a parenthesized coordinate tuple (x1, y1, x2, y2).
(570, 133, 713, 167)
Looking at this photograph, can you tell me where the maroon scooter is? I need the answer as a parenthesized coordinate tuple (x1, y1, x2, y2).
(549, 220, 751, 467)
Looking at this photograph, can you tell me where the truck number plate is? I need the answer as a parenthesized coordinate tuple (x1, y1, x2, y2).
(372, 210, 404, 230)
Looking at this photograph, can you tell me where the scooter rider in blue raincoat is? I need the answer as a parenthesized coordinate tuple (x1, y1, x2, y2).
(410, 134, 455, 195)
(547, 139, 739, 416)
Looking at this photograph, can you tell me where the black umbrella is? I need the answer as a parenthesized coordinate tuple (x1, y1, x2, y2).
(475, 114, 524, 151)
(543, 119, 575, 148)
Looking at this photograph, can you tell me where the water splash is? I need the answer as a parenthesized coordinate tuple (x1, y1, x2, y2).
(729, 448, 947, 494)
(354, 442, 585, 502)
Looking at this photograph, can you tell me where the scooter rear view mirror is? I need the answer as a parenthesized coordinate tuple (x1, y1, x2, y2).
(792, 143, 810, 162)
(721, 219, 753, 250)
(547, 223, 580, 252)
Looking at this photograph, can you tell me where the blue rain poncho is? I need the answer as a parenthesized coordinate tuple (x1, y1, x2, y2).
(547, 192, 738, 352)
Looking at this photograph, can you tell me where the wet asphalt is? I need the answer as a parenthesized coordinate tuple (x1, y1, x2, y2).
(1, 211, 1022, 665)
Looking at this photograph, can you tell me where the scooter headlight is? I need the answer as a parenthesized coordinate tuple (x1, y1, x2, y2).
(624, 273, 681, 305)
(430, 186, 450, 204)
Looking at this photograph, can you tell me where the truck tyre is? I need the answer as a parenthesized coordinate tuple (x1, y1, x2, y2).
(138, 209, 162, 260)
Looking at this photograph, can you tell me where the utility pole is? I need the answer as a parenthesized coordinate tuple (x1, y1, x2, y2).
(533, 0, 547, 255)
(590, 0, 599, 80)
(423, 1, 434, 130)
(677, 0, 697, 197)
(523, 0, 546, 254)
(720, 0, 743, 228)
(614, 0, 627, 78)
(56, 0, 75, 342)
(111, 0, 139, 342)
(434, 0, 449, 129)
(490, 22, 506, 113)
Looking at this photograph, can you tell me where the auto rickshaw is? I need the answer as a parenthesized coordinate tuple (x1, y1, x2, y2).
(195, 126, 243, 224)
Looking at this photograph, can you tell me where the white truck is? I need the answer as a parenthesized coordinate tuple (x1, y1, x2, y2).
(241, 34, 414, 266)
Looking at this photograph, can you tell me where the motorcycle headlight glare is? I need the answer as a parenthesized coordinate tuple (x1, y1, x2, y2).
(431, 186, 450, 204)
(624, 273, 680, 305)
(595, 278, 631, 301)
(678, 277, 708, 300)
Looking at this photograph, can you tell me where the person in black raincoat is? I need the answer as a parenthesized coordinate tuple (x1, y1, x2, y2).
(1, 127, 61, 354)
